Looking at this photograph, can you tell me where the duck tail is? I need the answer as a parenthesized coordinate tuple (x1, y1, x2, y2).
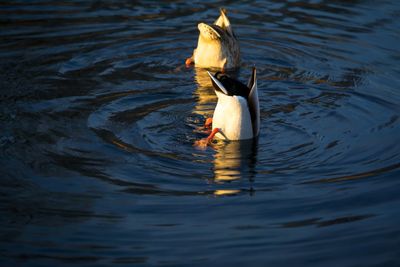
(214, 8, 232, 35)
(220, 8, 227, 15)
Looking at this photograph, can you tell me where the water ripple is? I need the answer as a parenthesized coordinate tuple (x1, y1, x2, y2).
(1, 1, 400, 266)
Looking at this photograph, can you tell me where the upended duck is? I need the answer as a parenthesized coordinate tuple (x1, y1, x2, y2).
(185, 8, 240, 69)
(195, 67, 260, 147)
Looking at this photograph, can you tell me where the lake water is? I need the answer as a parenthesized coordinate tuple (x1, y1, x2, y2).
(1, 1, 400, 266)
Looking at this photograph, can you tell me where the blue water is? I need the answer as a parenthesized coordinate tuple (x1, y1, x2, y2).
(1, 1, 400, 266)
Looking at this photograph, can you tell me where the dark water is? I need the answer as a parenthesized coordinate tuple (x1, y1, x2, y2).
(1, 1, 400, 266)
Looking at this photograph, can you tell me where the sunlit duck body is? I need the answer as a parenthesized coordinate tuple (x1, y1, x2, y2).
(195, 67, 259, 147)
(186, 8, 240, 69)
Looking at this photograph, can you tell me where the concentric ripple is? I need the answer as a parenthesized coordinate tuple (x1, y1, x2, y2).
(1, 1, 400, 266)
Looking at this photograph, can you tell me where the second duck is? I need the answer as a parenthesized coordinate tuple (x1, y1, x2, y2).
(186, 8, 240, 70)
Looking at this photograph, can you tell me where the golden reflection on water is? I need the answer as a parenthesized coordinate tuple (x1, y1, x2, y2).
(194, 67, 213, 88)
(212, 140, 257, 182)
(214, 189, 241, 196)
(213, 141, 244, 182)
(192, 67, 217, 117)
(212, 139, 258, 196)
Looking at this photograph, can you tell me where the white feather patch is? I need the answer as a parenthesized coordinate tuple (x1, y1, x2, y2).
(212, 93, 253, 140)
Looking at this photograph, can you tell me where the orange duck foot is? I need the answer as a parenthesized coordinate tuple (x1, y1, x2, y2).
(204, 117, 213, 128)
(193, 128, 219, 149)
(185, 57, 194, 68)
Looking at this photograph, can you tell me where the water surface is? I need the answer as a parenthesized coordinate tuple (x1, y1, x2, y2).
(1, 1, 400, 266)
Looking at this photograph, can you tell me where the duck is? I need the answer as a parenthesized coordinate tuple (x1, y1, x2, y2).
(195, 67, 259, 147)
(185, 8, 240, 69)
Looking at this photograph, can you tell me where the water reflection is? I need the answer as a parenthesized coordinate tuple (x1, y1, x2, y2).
(192, 67, 216, 117)
(194, 66, 240, 87)
(212, 139, 258, 183)
(2, 0, 400, 265)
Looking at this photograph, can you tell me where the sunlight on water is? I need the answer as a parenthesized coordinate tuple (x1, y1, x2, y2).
(1, 1, 400, 266)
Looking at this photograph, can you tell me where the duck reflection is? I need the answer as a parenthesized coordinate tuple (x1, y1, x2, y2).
(192, 67, 216, 117)
(213, 138, 258, 182)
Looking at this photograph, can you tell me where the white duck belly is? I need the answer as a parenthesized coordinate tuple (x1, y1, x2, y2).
(212, 92, 253, 140)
